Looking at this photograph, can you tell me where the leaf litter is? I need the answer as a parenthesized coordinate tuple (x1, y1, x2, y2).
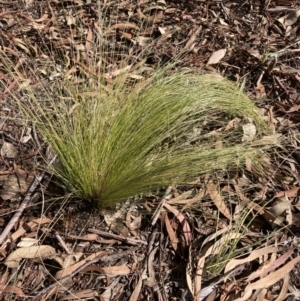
(0, 0, 300, 301)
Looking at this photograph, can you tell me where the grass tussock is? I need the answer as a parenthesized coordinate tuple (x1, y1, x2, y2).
(4, 66, 277, 206)
(0, 7, 279, 206)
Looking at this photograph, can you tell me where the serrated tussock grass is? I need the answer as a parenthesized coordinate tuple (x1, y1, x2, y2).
(5, 66, 278, 206)
(0, 2, 279, 206)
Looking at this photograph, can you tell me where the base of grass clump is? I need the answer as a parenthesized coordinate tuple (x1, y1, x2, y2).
(10, 68, 277, 206)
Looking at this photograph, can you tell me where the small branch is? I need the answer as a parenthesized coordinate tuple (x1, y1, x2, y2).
(88, 229, 147, 246)
(55, 233, 71, 254)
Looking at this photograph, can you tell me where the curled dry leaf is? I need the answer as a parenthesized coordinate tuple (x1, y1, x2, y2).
(164, 213, 178, 251)
(275, 274, 289, 301)
(17, 238, 39, 247)
(100, 265, 133, 275)
(275, 186, 300, 198)
(207, 49, 226, 65)
(236, 255, 300, 301)
(104, 23, 139, 35)
(11, 217, 51, 242)
(0, 174, 20, 201)
(55, 251, 107, 279)
(194, 232, 241, 299)
(278, 9, 300, 27)
(129, 276, 143, 301)
(0, 284, 26, 297)
(163, 202, 192, 245)
(101, 277, 122, 301)
(247, 247, 295, 282)
(224, 246, 279, 274)
(52, 252, 83, 270)
(1, 141, 18, 158)
(207, 179, 232, 220)
(5, 245, 56, 268)
(242, 123, 257, 142)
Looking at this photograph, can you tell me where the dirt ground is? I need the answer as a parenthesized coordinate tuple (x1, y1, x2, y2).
(1, 0, 300, 300)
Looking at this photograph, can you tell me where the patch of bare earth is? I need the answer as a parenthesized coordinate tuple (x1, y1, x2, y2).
(1, 0, 300, 300)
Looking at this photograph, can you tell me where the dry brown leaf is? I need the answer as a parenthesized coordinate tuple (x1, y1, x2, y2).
(59, 289, 98, 300)
(275, 187, 300, 198)
(224, 246, 279, 274)
(163, 203, 192, 245)
(55, 251, 107, 279)
(85, 26, 93, 51)
(101, 265, 133, 275)
(207, 180, 232, 220)
(242, 123, 257, 141)
(11, 217, 51, 241)
(17, 238, 39, 247)
(181, 189, 205, 210)
(104, 23, 139, 35)
(164, 213, 178, 251)
(101, 278, 122, 301)
(246, 250, 277, 283)
(0, 174, 20, 201)
(61, 253, 83, 269)
(0, 284, 26, 297)
(233, 258, 295, 301)
(274, 274, 289, 301)
(201, 226, 230, 249)
(1, 142, 18, 158)
(5, 245, 56, 268)
(184, 25, 202, 50)
(233, 284, 253, 301)
(129, 276, 143, 301)
(251, 252, 298, 290)
(207, 49, 226, 65)
(194, 232, 241, 300)
(278, 9, 300, 27)
(167, 190, 193, 204)
(12, 38, 31, 54)
(148, 246, 158, 279)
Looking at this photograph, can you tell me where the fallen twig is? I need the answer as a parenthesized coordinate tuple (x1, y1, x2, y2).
(88, 228, 147, 246)
(55, 233, 71, 254)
